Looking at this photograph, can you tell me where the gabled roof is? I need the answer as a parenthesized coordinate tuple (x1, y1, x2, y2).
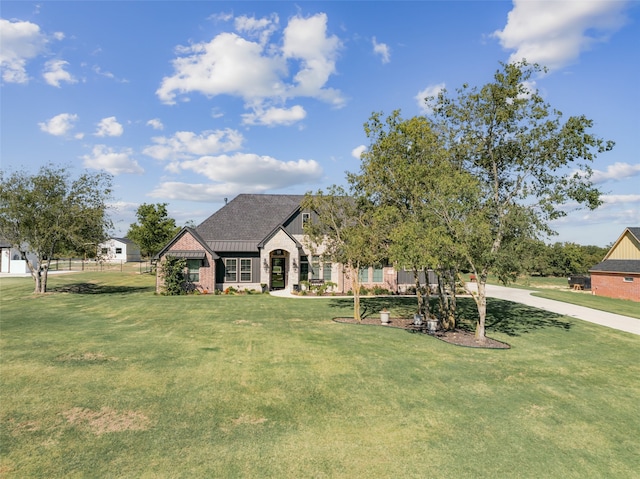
(602, 226, 640, 261)
(155, 227, 219, 260)
(196, 194, 305, 243)
(258, 226, 303, 249)
(589, 260, 640, 274)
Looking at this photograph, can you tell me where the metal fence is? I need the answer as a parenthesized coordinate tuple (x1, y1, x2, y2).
(47, 259, 153, 274)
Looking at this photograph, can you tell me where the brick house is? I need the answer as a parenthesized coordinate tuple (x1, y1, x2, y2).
(155, 194, 436, 294)
(589, 227, 640, 302)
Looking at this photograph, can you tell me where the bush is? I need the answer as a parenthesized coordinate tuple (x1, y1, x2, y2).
(160, 256, 188, 295)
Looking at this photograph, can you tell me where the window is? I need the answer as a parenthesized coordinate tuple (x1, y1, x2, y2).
(623, 277, 634, 282)
(312, 255, 321, 280)
(300, 256, 309, 280)
(373, 266, 383, 282)
(240, 259, 252, 282)
(323, 262, 332, 281)
(187, 259, 201, 282)
(359, 267, 369, 283)
(302, 212, 310, 226)
(225, 259, 237, 282)
(115, 247, 122, 254)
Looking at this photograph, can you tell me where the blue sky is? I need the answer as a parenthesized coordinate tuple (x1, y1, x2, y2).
(1, 1, 638, 247)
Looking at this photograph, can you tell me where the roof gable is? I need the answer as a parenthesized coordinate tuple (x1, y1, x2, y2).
(196, 194, 305, 243)
(603, 227, 640, 261)
(155, 227, 218, 260)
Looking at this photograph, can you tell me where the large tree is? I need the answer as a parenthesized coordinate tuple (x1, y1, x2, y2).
(351, 112, 470, 328)
(428, 61, 613, 340)
(0, 164, 113, 293)
(301, 187, 384, 321)
(126, 203, 180, 258)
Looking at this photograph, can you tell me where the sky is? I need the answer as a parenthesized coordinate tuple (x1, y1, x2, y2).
(1, 1, 639, 247)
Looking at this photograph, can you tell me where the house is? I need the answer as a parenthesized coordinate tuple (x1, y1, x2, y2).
(589, 227, 640, 302)
(0, 239, 38, 275)
(155, 194, 434, 294)
(98, 238, 141, 262)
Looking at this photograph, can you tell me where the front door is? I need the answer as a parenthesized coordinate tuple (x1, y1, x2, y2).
(271, 257, 286, 290)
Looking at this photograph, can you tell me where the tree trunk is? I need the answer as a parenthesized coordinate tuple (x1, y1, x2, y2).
(422, 267, 431, 319)
(474, 279, 487, 341)
(413, 269, 424, 317)
(350, 265, 362, 322)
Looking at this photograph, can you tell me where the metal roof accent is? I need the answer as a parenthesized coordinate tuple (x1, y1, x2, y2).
(166, 250, 206, 259)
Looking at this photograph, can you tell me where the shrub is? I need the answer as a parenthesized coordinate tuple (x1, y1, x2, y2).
(160, 256, 188, 295)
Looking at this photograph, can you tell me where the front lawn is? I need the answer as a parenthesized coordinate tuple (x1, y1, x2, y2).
(1, 272, 639, 478)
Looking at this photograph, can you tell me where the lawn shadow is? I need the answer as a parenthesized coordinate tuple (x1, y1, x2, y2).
(328, 296, 419, 319)
(456, 297, 573, 337)
(329, 295, 573, 337)
(51, 282, 155, 295)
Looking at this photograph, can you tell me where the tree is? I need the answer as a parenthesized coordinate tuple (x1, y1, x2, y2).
(351, 111, 470, 329)
(127, 203, 180, 258)
(159, 256, 189, 295)
(428, 61, 614, 340)
(0, 164, 113, 293)
(301, 187, 384, 322)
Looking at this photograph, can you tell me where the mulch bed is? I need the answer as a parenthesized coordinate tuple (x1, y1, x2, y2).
(333, 317, 510, 349)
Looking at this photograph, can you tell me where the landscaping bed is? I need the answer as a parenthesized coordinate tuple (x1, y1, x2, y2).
(333, 316, 510, 349)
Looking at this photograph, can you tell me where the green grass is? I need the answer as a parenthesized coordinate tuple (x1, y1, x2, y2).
(2, 272, 639, 478)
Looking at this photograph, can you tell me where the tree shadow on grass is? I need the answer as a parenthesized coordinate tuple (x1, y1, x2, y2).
(456, 297, 572, 337)
(329, 296, 573, 337)
(51, 282, 155, 295)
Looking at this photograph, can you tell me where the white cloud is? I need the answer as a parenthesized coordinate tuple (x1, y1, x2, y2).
(0, 19, 48, 83)
(81, 145, 143, 175)
(351, 145, 366, 159)
(38, 113, 78, 136)
(282, 13, 343, 105)
(602, 194, 640, 205)
(415, 83, 446, 114)
(143, 129, 244, 161)
(591, 162, 640, 184)
(372, 37, 390, 64)
(95, 116, 124, 137)
(241, 104, 306, 126)
(234, 14, 279, 45)
(493, 0, 629, 70)
(43, 59, 76, 87)
(156, 13, 344, 111)
(150, 154, 323, 202)
(93, 65, 128, 83)
(146, 118, 164, 130)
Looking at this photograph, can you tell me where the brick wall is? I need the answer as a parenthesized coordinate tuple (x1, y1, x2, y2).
(591, 272, 640, 302)
(156, 232, 215, 293)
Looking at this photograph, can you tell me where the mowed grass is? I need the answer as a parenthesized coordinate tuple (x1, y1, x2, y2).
(1, 272, 639, 478)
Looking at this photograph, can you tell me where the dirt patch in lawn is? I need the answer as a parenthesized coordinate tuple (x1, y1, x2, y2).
(54, 352, 119, 363)
(333, 317, 510, 349)
(63, 407, 151, 435)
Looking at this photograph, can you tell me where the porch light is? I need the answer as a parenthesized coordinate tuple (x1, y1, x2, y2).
(263, 258, 269, 272)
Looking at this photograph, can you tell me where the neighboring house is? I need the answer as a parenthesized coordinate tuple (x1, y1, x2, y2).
(98, 238, 142, 262)
(0, 239, 38, 274)
(155, 194, 436, 294)
(589, 227, 640, 302)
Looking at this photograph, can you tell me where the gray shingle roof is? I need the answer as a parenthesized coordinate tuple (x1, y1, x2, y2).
(590, 260, 640, 274)
(628, 227, 640, 242)
(196, 194, 305, 243)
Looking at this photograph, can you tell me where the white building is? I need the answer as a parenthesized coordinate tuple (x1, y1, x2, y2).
(98, 238, 141, 262)
(0, 240, 38, 274)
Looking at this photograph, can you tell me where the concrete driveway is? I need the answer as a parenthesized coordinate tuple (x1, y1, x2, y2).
(477, 283, 640, 336)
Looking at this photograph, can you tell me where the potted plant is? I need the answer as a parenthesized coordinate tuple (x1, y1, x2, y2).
(380, 308, 390, 324)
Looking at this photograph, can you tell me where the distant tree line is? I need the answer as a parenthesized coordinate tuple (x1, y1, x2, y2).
(519, 240, 608, 277)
